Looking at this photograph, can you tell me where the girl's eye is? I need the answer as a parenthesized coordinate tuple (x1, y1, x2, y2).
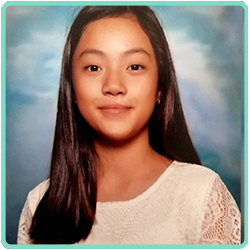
(86, 65, 101, 72)
(128, 65, 143, 71)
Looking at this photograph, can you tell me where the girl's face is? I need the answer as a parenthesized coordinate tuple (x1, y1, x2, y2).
(72, 16, 160, 143)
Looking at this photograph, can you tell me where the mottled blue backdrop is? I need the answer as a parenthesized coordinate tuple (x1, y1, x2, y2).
(5, 5, 244, 244)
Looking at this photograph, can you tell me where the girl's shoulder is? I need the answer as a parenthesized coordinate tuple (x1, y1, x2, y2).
(26, 179, 49, 214)
(171, 160, 217, 173)
(163, 161, 221, 201)
(169, 161, 219, 183)
(166, 161, 241, 244)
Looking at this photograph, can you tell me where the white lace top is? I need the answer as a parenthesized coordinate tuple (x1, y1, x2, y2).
(17, 161, 241, 244)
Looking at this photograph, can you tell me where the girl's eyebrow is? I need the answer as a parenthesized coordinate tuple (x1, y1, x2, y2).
(79, 48, 151, 58)
(123, 48, 151, 58)
(79, 49, 105, 58)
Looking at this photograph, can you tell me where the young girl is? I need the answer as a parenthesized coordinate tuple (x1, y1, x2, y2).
(17, 6, 241, 244)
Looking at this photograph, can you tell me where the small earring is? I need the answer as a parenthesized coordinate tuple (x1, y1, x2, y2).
(157, 99, 161, 105)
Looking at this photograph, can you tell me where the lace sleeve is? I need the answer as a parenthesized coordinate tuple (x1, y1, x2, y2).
(198, 176, 241, 244)
(17, 194, 33, 244)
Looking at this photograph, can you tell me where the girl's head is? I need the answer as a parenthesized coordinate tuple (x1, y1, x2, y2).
(72, 13, 160, 143)
(60, 6, 180, 154)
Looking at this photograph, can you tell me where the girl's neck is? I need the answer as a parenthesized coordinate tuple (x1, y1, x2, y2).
(93, 128, 170, 180)
(93, 128, 171, 202)
(94, 129, 153, 172)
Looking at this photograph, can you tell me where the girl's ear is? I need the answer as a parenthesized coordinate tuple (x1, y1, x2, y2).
(156, 91, 161, 102)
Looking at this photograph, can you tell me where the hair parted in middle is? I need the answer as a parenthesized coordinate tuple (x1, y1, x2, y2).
(29, 6, 201, 244)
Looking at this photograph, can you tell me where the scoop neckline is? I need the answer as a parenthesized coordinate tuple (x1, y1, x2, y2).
(97, 160, 177, 209)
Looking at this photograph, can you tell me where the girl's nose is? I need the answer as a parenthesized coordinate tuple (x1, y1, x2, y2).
(102, 69, 127, 96)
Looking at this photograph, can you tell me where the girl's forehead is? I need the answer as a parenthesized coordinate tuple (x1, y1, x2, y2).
(72, 16, 157, 65)
(83, 16, 140, 34)
(78, 16, 150, 47)
(86, 13, 138, 26)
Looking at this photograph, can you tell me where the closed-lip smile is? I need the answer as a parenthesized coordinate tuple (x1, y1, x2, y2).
(98, 104, 132, 114)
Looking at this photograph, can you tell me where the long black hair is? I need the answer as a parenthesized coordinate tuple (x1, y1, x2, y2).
(29, 6, 201, 244)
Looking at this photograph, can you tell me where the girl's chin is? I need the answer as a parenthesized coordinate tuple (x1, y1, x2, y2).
(92, 122, 149, 146)
(93, 130, 139, 146)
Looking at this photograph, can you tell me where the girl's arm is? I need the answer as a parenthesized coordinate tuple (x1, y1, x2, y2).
(198, 176, 241, 244)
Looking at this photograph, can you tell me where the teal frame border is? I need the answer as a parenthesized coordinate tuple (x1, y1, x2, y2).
(1, 1, 248, 249)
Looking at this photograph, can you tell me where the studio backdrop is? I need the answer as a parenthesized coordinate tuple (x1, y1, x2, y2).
(4, 4, 244, 244)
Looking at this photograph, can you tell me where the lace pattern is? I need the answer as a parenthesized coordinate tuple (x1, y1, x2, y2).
(198, 176, 241, 244)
